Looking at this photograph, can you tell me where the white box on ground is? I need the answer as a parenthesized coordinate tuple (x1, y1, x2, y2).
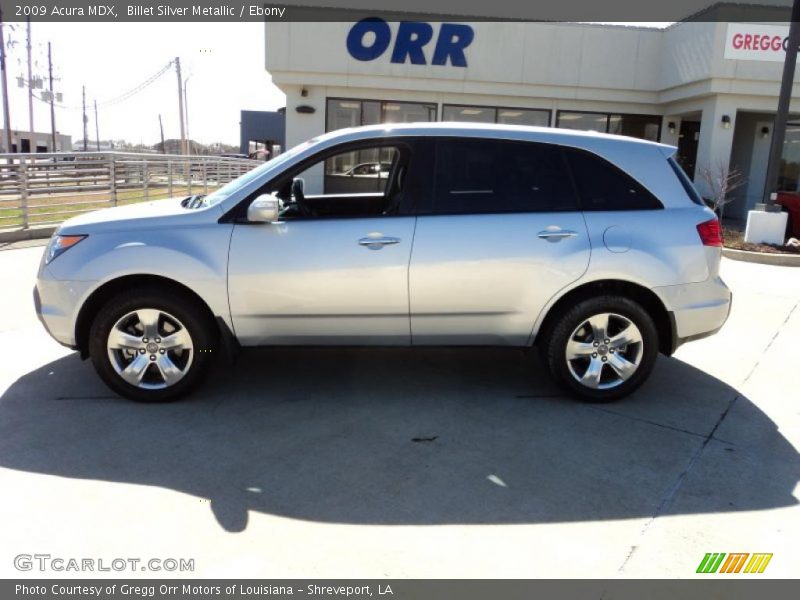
(744, 210, 788, 245)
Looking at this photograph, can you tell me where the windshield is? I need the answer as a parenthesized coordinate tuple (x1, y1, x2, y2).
(202, 139, 318, 207)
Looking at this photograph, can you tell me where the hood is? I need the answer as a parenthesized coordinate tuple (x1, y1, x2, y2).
(58, 197, 221, 234)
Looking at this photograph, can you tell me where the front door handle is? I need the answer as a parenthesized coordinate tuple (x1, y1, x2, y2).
(537, 228, 578, 241)
(358, 235, 401, 250)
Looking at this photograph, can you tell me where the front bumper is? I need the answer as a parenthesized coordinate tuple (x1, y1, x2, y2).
(34, 270, 94, 349)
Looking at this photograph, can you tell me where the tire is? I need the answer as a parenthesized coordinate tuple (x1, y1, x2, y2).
(88, 286, 218, 402)
(541, 295, 659, 402)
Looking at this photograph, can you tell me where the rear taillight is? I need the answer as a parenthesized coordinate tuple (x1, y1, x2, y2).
(696, 218, 723, 247)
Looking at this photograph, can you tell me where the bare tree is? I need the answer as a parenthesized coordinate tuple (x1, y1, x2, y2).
(698, 161, 747, 218)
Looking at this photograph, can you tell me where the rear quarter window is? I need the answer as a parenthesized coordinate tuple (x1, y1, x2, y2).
(668, 156, 706, 206)
(565, 147, 663, 211)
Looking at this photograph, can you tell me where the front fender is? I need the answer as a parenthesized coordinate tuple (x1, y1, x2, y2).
(47, 224, 235, 333)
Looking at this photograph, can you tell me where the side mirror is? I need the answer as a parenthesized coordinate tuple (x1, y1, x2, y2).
(247, 194, 280, 223)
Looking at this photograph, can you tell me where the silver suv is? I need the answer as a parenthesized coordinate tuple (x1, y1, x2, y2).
(34, 123, 731, 402)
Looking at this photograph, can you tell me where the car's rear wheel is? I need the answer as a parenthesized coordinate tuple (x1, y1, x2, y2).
(541, 295, 659, 402)
(88, 287, 217, 402)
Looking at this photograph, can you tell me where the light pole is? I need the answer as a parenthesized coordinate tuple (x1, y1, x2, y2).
(763, 0, 800, 206)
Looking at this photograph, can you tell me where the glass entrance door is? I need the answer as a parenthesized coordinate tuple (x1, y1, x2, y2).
(676, 121, 700, 181)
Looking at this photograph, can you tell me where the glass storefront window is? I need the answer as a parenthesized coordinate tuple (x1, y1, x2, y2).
(442, 105, 497, 123)
(383, 102, 437, 124)
(557, 111, 662, 141)
(608, 114, 661, 142)
(362, 101, 381, 126)
(443, 104, 550, 126)
(326, 100, 362, 131)
(326, 98, 436, 132)
(557, 112, 608, 133)
(496, 108, 550, 127)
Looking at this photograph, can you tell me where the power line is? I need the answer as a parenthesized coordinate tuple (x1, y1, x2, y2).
(33, 59, 174, 111)
(95, 60, 174, 108)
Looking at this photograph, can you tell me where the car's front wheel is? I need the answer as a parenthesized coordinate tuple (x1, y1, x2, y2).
(88, 287, 218, 402)
(541, 295, 659, 402)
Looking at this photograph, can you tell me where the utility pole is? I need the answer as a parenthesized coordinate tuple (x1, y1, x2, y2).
(158, 114, 165, 154)
(82, 85, 88, 151)
(26, 17, 34, 148)
(183, 76, 191, 154)
(47, 42, 56, 151)
(175, 57, 186, 155)
(0, 9, 12, 154)
(94, 99, 100, 151)
(763, 0, 800, 206)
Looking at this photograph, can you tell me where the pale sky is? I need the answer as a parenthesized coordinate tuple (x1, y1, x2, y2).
(4, 22, 286, 146)
(3, 22, 671, 147)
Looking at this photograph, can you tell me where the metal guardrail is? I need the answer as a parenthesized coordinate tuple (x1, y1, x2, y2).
(0, 151, 261, 231)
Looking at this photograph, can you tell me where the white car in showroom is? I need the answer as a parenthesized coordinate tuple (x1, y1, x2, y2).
(34, 123, 731, 402)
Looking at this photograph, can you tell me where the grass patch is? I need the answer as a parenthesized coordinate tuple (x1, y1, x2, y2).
(0, 184, 218, 229)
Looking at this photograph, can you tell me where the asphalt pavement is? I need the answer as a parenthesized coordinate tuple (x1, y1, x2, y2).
(0, 242, 797, 578)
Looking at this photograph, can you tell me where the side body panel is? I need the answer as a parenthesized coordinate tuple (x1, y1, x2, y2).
(227, 217, 417, 345)
(409, 213, 591, 345)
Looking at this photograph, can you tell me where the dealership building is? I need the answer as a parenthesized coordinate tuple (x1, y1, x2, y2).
(265, 19, 800, 221)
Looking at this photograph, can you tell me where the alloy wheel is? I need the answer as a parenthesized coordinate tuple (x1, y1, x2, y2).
(565, 312, 644, 390)
(106, 308, 194, 390)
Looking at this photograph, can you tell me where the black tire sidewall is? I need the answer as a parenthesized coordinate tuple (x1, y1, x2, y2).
(88, 287, 217, 402)
(544, 295, 659, 402)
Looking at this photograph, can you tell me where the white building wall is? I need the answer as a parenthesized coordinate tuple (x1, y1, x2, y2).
(267, 20, 800, 202)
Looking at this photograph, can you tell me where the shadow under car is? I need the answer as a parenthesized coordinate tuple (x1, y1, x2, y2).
(0, 347, 797, 533)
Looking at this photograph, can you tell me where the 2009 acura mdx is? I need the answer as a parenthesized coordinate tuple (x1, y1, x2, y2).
(34, 123, 731, 402)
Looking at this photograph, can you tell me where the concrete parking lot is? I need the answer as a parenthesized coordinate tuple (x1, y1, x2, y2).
(0, 241, 797, 578)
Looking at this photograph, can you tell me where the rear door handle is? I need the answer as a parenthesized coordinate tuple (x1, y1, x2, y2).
(358, 236, 401, 249)
(537, 229, 578, 241)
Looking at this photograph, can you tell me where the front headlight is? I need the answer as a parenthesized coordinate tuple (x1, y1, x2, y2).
(45, 234, 87, 264)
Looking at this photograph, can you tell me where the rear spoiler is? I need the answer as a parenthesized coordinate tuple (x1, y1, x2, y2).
(659, 145, 678, 159)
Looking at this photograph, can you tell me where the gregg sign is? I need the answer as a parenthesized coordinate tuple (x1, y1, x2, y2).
(346, 18, 474, 67)
(724, 23, 791, 62)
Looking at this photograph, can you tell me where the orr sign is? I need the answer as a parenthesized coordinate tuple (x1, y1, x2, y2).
(346, 18, 474, 67)
(724, 23, 791, 62)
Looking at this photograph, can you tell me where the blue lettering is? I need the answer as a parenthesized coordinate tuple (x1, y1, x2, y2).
(391, 22, 434, 65)
(432, 23, 474, 67)
(346, 18, 391, 62)
(346, 20, 474, 67)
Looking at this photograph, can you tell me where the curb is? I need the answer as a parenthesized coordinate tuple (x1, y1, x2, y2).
(0, 226, 56, 244)
(722, 247, 800, 267)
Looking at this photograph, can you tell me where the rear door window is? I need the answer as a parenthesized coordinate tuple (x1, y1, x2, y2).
(565, 148, 663, 210)
(432, 139, 578, 214)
